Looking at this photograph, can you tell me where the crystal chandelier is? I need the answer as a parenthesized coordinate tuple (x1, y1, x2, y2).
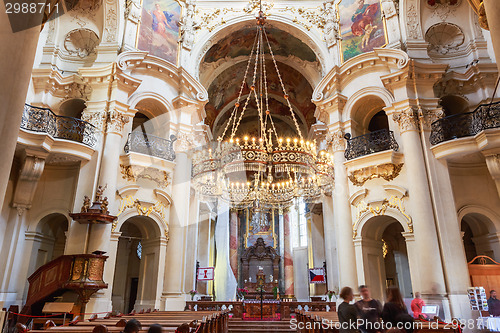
(192, 11, 334, 210)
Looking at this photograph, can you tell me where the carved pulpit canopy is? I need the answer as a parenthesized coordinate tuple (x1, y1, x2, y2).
(241, 237, 279, 261)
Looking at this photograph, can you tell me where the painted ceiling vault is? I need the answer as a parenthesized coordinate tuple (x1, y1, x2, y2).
(202, 27, 317, 137)
(202, 27, 318, 64)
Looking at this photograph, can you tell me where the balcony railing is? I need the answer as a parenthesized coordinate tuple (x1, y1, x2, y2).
(21, 104, 97, 147)
(345, 129, 399, 160)
(430, 101, 500, 145)
(124, 131, 177, 161)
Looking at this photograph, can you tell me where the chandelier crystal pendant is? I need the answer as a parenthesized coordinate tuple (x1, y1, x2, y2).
(192, 11, 334, 210)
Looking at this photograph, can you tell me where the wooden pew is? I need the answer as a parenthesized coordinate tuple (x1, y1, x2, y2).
(28, 310, 229, 333)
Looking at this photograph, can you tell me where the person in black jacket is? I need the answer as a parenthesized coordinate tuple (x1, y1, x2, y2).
(355, 285, 382, 333)
(381, 287, 413, 333)
(338, 286, 360, 333)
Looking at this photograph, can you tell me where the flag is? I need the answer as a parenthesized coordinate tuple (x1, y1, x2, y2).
(309, 267, 326, 284)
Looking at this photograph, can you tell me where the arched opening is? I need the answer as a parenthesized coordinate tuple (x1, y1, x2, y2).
(59, 98, 86, 118)
(368, 110, 389, 132)
(439, 95, 469, 116)
(461, 213, 500, 262)
(112, 216, 165, 313)
(382, 222, 412, 298)
(132, 112, 152, 134)
(357, 215, 413, 302)
(350, 95, 388, 136)
(27, 213, 68, 274)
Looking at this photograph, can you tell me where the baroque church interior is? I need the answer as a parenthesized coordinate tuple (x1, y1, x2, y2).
(1, 0, 500, 331)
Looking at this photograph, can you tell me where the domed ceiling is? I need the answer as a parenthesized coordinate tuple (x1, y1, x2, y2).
(201, 26, 318, 138)
(202, 26, 317, 63)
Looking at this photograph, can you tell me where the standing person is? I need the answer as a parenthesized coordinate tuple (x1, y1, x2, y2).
(488, 290, 500, 316)
(338, 287, 360, 333)
(410, 292, 425, 319)
(355, 285, 383, 333)
(381, 287, 413, 333)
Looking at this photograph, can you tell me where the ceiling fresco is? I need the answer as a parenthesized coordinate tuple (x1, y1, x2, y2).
(203, 27, 318, 63)
(204, 61, 316, 133)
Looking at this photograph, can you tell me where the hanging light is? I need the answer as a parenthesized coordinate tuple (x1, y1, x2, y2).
(192, 10, 334, 210)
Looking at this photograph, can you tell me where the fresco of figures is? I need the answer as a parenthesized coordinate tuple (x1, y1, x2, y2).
(338, 0, 387, 62)
(137, 0, 181, 64)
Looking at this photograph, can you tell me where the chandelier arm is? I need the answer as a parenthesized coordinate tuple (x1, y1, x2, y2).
(219, 28, 259, 141)
(262, 41, 271, 135)
(263, 28, 304, 141)
(230, 33, 261, 140)
(257, 28, 267, 144)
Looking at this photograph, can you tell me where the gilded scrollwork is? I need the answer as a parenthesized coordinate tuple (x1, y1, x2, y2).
(348, 163, 403, 186)
(116, 195, 170, 240)
(352, 195, 413, 238)
(120, 164, 171, 188)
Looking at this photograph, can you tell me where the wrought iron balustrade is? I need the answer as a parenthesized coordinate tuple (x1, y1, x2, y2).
(124, 131, 177, 161)
(430, 101, 500, 145)
(21, 104, 97, 147)
(344, 128, 399, 160)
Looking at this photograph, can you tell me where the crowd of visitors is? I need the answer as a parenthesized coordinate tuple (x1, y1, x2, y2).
(338, 285, 424, 333)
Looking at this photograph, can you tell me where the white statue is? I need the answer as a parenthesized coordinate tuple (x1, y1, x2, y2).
(323, 0, 340, 47)
(179, 0, 200, 50)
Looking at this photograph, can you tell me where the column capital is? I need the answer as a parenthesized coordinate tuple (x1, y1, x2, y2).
(327, 129, 346, 152)
(106, 110, 130, 135)
(392, 107, 420, 133)
(418, 107, 445, 131)
(174, 131, 196, 153)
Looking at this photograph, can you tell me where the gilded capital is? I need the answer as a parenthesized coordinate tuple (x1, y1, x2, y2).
(392, 107, 419, 133)
(107, 110, 130, 134)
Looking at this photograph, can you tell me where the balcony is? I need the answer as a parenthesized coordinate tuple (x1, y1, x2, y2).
(124, 131, 177, 161)
(345, 129, 399, 160)
(430, 101, 500, 145)
(21, 104, 97, 147)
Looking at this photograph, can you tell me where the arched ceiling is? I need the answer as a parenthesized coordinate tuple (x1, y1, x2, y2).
(201, 26, 318, 138)
(202, 26, 317, 64)
(204, 60, 315, 135)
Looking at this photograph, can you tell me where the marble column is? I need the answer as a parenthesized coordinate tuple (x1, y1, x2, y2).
(322, 195, 339, 292)
(214, 201, 237, 301)
(162, 143, 191, 309)
(482, 0, 500, 74)
(392, 109, 448, 303)
(0, 8, 43, 211)
(283, 209, 294, 296)
(278, 210, 286, 293)
(229, 209, 239, 282)
(331, 130, 358, 290)
(86, 109, 129, 314)
(420, 111, 473, 319)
